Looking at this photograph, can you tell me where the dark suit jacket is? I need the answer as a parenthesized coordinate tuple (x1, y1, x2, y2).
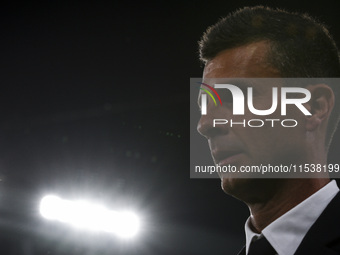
(238, 191, 340, 255)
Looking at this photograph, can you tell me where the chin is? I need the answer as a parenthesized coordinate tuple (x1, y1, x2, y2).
(221, 177, 250, 200)
(221, 177, 279, 204)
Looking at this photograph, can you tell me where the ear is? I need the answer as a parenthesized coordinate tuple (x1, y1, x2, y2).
(305, 84, 334, 131)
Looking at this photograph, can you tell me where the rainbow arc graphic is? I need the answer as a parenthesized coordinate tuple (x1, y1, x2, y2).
(199, 82, 222, 106)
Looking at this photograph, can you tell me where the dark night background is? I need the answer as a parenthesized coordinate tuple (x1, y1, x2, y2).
(0, 1, 339, 254)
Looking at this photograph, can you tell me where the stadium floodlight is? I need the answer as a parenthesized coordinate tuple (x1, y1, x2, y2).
(39, 195, 140, 238)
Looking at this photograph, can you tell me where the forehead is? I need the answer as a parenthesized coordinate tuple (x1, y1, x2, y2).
(203, 41, 281, 79)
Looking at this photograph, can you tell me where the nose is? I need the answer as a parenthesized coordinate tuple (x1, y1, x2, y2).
(197, 106, 230, 138)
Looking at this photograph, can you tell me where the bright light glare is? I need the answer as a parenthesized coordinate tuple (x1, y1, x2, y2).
(40, 195, 140, 237)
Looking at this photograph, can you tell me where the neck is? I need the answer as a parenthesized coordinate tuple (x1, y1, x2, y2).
(247, 178, 330, 233)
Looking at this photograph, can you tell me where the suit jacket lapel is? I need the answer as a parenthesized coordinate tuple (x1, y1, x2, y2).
(237, 245, 246, 255)
(294, 191, 340, 255)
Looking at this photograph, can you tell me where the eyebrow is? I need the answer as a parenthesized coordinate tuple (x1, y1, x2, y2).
(221, 79, 254, 88)
(203, 78, 255, 86)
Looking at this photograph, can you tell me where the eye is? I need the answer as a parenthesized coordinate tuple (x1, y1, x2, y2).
(218, 90, 233, 104)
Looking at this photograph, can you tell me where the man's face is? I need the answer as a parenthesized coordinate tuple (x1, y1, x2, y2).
(197, 41, 307, 201)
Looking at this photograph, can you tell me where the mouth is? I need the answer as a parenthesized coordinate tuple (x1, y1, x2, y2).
(213, 150, 244, 166)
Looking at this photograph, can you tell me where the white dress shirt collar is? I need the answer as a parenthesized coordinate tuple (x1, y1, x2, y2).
(244, 180, 339, 255)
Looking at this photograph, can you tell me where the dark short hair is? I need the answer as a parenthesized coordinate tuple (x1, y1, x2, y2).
(199, 6, 340, 148)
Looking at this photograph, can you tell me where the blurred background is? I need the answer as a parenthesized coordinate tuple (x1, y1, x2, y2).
(1, 1, 339, 254)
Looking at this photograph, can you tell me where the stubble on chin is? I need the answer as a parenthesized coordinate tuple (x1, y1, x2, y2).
(221, 177, 281, 204)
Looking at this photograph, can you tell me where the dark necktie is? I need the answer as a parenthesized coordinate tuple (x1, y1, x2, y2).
(247, 237, 277, 255)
